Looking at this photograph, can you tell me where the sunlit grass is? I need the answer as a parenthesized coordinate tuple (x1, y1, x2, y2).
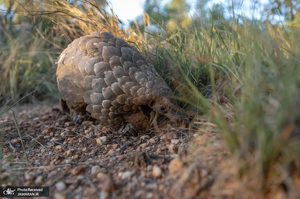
(138, 12, 300, 194)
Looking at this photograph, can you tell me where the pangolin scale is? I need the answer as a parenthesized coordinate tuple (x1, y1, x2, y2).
(56, 32, 187, 134)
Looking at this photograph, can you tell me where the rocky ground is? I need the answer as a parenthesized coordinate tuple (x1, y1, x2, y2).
(0, 103, 234, 199)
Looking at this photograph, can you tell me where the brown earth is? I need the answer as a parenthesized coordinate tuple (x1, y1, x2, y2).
(0, 103, 270, 199)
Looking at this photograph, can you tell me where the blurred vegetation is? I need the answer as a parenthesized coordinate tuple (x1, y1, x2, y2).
(0, 0, 300, 197)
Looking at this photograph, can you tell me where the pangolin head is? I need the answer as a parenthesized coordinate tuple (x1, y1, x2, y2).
(149, 96, 188, 125)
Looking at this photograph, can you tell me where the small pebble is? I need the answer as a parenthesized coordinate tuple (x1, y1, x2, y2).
(83, 188, 96, 196)
(169, 158, 183, 174)
(100, 192, 109, 199)
(88, 131, 93, 137)
(140, 143, 148, 149)
(11, 138, 21, 144)
(146, 183, 157, 190)
(70, 166, 85, 175)
(96, 136, 107, 145)
(167, 144, 177, 154)
(97, 172, 106, 179)
(65, 159, 72, 164)
(158, 184, 164, 191)
(66, 150, 73, 156)
(140, 135, 149, 140)
(171, 139, 180, 145)
(34, 175, 43, 185)
(24, 171, 34, 181)
(149, 138, 156, 144)
(120, 171, 133, 180)
(54, 193, 66, 199)
(156, 148, 162, 154)
(170, 154, 179, 158)
(55, 181, 66, 191)
(146, 165, 153, 171)
(73, 154, 80, 159)
(91, 165, 101, 175)
(160, 133, 178, 142)
(36, 135, 44, 140)
(42, 128, 51, 135)
(152, 165, 162, 178)
(146, 192, 154, 198)
(60, 132, 67, 137)
(102, 174, 116, 193)
(107, 149, 115, 156)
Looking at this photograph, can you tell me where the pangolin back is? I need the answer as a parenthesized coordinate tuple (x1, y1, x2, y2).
(56, 32, 186, 133)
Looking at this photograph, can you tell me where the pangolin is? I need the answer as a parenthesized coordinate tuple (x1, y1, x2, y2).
(56, 31, 189, 134)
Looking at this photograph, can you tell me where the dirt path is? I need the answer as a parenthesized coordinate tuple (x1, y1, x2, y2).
(1, 103, 230, 199)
